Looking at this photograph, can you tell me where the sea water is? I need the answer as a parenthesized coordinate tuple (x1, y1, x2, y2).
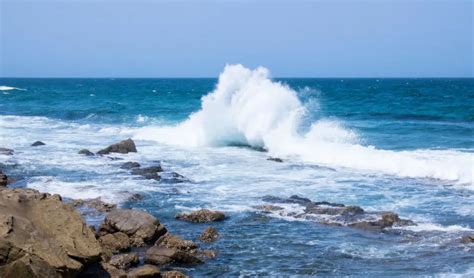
(0, 65, 473, 276)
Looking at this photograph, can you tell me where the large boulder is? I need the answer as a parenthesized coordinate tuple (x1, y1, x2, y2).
(144, 247, 202, 266)
(97, 139, 137, 155)
(0, 188, 102, 277)
(99, 209, 167, 247)
(176, 209, 226, 223)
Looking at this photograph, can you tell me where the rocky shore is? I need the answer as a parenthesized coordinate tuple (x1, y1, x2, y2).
(0, 139, 472, 277)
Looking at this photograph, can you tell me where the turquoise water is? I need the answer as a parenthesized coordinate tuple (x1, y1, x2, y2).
(0, 66, 473, 276)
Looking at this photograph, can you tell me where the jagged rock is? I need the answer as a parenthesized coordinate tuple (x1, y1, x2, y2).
(162, 270, 189, 278)
(267, 157, 283, 162)
(155, 233, 198, 252)
(131, 166, 163, 180)
(78, 149, 94, 156)
(97, 138, 137, 155)
(0, 188, 102, 276)
(0, 148, 13, 156)
(31, 141, 46, 147)
(127, 264, 161, 278)
(461, 235, 474, 244)
(121, 162, 141, 169)
(108, 253, 139, 270)
(71, 197, 117, 213)
(176, 209, 226, 223)
(144, 247, 202, 266)
(199, 227, 219, 243)
(0, 171, 7, 187)
(99, 209, 167, 247)
(99, 232, 131, 254)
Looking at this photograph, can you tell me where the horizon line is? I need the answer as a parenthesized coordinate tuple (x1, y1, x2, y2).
(1, 76, 473, 79)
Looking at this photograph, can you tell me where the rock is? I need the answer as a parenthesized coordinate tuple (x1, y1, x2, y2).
(31, 141, 46, 147)
(461, 235, 474, 244)
(108, 253, 139, 270)
(199, 227, 219, 243)
(199, 249, 217, 259)
(144, 247, 202, 266)
(267, 157, 283, 162)
(253, 204, 284, 212)
(131, 166, 163, 180)
(121, 162, 141, 169)
(78, 149, 94, 156)
(0, 188, 102, 276)
(176, 209, 226, 223)
(160, 172, 189, 183)
(0, 171, 7, 187)
(99, 209, 167, 247)
(155, 233, 198, 252)
(162, 270, 189, 278)
(348, 212, 415, 232)
(0, 148, 13, 156)
(127, 264, 161, 278)
(71, 197, 117, 213)
(262, 195, 312, 205)
(101, 262, 127, 278)
(99, 232, 131, 254)
(97, 138, 137, 155)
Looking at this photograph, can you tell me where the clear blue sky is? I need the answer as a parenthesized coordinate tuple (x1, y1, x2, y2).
(0, 0, 472, 77)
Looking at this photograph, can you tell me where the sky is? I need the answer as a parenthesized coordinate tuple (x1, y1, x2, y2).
(0, 0, 472, 78)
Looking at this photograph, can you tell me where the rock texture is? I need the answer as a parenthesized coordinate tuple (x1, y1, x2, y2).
(99, 209, 167, 247)
(127, 264, 161, 278)
(176, 209, 226, 223)
(108, 253, 139, 270)
(199, 227, 219, 243)
(0, 188, 102, 277)
(99, 232, 131, 255)
(144, 247, 202, 266)
(97, 139, 137, 155)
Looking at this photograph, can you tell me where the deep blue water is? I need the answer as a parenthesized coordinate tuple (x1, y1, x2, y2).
(0, 75, 473, 276)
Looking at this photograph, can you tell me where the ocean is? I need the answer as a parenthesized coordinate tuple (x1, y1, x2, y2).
(0, 65, 473, 276)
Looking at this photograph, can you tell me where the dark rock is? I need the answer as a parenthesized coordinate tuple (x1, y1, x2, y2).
(0, 148, 14, 156)
(155, 233, 198, 252)
(31, 141, 46, 147)
(253, 204, 284, 212)
(78, 149, 94, 156)
(131, 166, 163, 180)
(267, 157, 283, 162)
(97, 138, 137, 155)
(99, 209, 167, 247)
(0, 188, 102, 276)
(121, 162, 141, 169)
(176, 209, 226, 223)
(162, 270, 189, 278)
(144, 247, 202, 266)
(161, 172, 189, 183)
(127, 264, 161, 278)
(99, 232, 131, 254)
(199, 227, 219, 243)
(199, 249, 217, 259)
(108, 253, 139, 270)
(0, 171, 7, 187)
(461, 235, 474, 244)
(71, 197, 116, 213)
(262, 195, 312, 205)
(348, 212, 415, 232)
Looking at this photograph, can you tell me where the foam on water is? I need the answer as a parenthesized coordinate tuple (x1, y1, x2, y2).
(135, 65, 473, 186)
(0, 85, 26, 91)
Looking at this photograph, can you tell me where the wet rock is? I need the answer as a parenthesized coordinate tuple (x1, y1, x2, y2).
(262, 195, 312, 205)
(0, 171, 7, 187)
(121, 161, 141, 169)
(253, 204, 284, 212)
(127, 264, 161, 278)
(31, 141, 46, 147)
(97, 138, 137, 155)
(461, 235, 474, 244)
(348, 212, 415, 232)
(131, 166, 163, 180)
(199, 227, 219, 243)
(305, 203, 364, 216)
(162, 270, 189, 278)
(267, 157, 283, 162)
(99, 209, 167, 247)
(0, 188, 102, 276)
(161, 172, 189, 183)
(176, 209, 226, 223)
(71, 197, 117, 213)
(101, 262, 127, 278)
(144, 247, 203, 266)
(199, 249, 217, 259)
(155, 233, 198, 252)
(78, 149, 94, 156)
(108, 253, 139, 270)
(0, 148, 14, 156)
(99, 232, 131, 254)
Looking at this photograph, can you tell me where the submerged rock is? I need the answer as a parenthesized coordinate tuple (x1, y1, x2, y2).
(0, 148, 14, 156)
(31, 141, 46, 147)
(267, 157, 283, 162)
(97, 138, 137, 155)
(99, 209, 167, 247)
(160, 172, 189, 183)
(0, 188, 102, 276)
(176, 209, 226, 223)
(121, 161, 141, 169)
(127, 264, 161, 278)
(0, 171, 7, 187)
(460, 235, 474, 244)
(253, 204, 284, 212)
(199, 227, 220, 243)
(144, 247, 202, 266)
(131, 166, 163, 180)
(78, 149, 94, 156)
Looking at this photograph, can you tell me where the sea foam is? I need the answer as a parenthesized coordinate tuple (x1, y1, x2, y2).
(135, 64, 473, 185)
